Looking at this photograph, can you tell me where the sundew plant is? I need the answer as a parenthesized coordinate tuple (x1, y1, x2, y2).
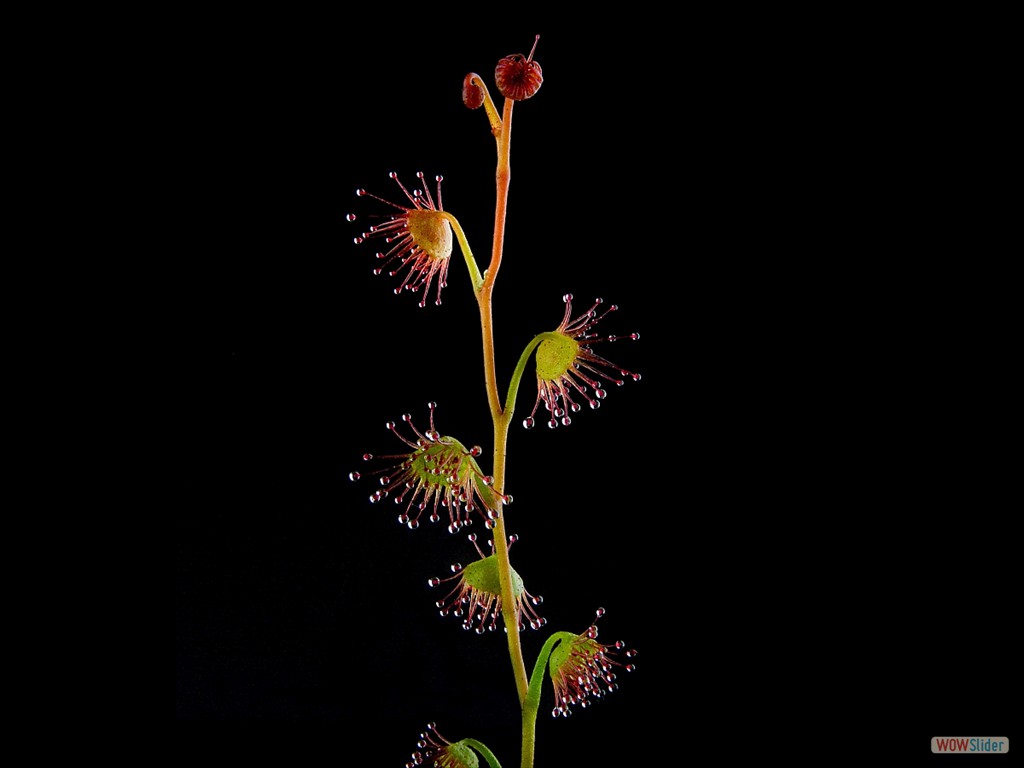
(347, 36, 640, 768)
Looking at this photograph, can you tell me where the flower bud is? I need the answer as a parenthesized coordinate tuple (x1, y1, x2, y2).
(462, 73, 484, 109)
(495, 35, 543, 101)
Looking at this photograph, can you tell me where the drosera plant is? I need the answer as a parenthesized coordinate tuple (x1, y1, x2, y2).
(347, 35, 640, 768)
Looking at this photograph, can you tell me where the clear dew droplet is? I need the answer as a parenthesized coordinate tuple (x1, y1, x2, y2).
(523, 417, 535, 429)
(349, 472, 360, 481)
(345, 213, 357, 222)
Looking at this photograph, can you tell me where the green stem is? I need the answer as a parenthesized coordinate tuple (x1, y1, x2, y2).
(476, 96, 528, 711)
(520, 631, 576, 768)
(465, 738, 503, 768)
(526, 631, 575, 715)
(503, 332, 562, 417)
(443, 211, 483, 292)
(476, 84, 565, 768)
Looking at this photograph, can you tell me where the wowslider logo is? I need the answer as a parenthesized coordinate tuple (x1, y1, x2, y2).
(932, 737, 1009, 754)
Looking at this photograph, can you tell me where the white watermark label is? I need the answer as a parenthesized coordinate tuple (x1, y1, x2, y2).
(932, 737, 1009, 754)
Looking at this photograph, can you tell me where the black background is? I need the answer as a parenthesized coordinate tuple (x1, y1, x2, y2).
(179, 12, 1017, 765)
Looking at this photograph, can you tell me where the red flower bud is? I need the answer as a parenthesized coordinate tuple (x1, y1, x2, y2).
(495, 35, 543, 101)
(462, 72, 484, 109)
